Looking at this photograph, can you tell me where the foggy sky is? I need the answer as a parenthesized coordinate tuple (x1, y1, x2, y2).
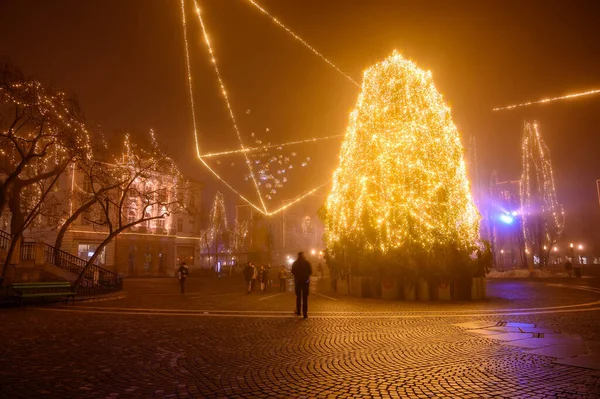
(1, 0, 599, 249)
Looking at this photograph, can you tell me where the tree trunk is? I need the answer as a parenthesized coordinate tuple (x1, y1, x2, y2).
(74, 235, 113, 287)
(54, 200, 96, 265)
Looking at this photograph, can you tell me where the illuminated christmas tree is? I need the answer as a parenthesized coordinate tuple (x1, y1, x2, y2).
(325, 51, 479, 271)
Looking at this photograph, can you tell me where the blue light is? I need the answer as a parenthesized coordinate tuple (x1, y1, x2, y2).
(499, 214, 514, 224)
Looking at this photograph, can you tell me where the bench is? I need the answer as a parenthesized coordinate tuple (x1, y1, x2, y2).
(11, 281, 76, 305)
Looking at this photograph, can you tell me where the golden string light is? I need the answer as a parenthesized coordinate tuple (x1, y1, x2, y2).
(180, 0, 201, 158)
(325, 51, 480, 254)
(493, 88, 600, 111)
(192, 0, 268, 213)
(180, 0, 335, 215)
(200, 134, 343, 158)
(520, 121, 564, 254)
(181, 0, 269, 215)
(245, 0, 360, 87)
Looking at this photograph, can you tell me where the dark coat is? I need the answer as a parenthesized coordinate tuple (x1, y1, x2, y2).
(243, 264, 254, 281)
(291, 258, 312, 284)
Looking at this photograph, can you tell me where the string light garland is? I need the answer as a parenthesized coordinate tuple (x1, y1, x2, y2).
(325, 51, 480, 254)
(519, 121, 564, 258)
(192, 0, 268, 213)
(181, 0, 268, 215)
(180, 0, 201, 158)
(200, 134, 343, 158)
(180, 0, 335, 215)
(245, 0, 360, 87)
(493, 88, 600, 111)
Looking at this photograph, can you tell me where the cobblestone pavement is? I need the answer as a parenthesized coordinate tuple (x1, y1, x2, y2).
(1, 277, 600, 399)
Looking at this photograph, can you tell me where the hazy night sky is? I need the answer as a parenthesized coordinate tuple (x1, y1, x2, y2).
(1, 0, 599, 248)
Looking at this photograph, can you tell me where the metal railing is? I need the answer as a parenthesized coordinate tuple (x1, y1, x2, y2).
(20, 242, 35, 260)
(43, 244, 121, 294)
(0, 228, 122, 296)
(0, 229, 10, 252)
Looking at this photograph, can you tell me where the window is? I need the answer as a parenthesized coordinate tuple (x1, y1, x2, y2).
(176, 246, 194, 265)
(144, 250, 152, 272)
(83, 175, 92, 193)
(127, 209, 137, 225)
(156, 217, 165, 230)
(77, 243, 106, 265)
(177, 217, 183, 232)
(144, 211, 152, 228)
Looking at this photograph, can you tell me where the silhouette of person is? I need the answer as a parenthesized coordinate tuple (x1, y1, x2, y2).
(291, 252, 312, 318)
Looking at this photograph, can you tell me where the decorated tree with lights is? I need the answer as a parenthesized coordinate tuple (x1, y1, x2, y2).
(520, 121, 564, 269)
(325, 51, 480, 279)
(0, 64, 90, 280)
(72, 131, 191, 285)
(206, 191, 229, 268)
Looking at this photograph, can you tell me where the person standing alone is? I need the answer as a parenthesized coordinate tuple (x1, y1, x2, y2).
(243, 263, 255, 294)
(177, 262, 189, 294)
(291, 252, 312, 318)
(278, 265, 287, 292)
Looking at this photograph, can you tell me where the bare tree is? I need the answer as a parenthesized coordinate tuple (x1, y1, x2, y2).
(0, 64, 89, 280)
(73, 132, 189, 285)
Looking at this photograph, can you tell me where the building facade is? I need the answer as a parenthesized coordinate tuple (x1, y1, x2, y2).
(12, 163, 205, 277)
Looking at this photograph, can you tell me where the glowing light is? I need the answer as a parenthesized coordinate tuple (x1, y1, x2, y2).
(311, 249, 316, 255)
(553, 246, 558, 252)
(181, 0, 270, 215)
(493, 88, 600, 111)
(325, 51, 480, 255)
(193, 0, 267, 213)
(246, 0, 359, 87)
(520, 122, 564, 260)
(578, 244, 583, 250)
(180, 0, 201, 158)
(570, 243, 574, 248)
(499, 213, 514, 225)
(200, 134, 343, 158)
(180, 0, 332, 215)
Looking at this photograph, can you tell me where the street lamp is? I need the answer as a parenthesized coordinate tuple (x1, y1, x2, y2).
(311, 249, 316, 256)
(578, 244, 584, 250)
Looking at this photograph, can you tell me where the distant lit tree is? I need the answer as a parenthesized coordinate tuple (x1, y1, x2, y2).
(520, 121, 564, 268)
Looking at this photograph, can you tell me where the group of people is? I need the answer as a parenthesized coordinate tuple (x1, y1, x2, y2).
(176, 252, 314, 318)
(243, 252, 313, 318)
(243, 263, 275, 293)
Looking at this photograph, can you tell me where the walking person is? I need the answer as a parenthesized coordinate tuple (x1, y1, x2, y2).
(278, 265, 287, 292)
(177, 262, 189, 294)
(251, 263, 258, 291)
(243, 262, 254, 294)
(262, 265, 271, 292)
(291, 252, 312, 319)
(259, 266, 266, 292)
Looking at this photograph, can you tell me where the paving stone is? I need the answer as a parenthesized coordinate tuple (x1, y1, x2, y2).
(468, 329, 504, 336)
(505, 322, 536, 328)
(1, 278, 600, 398)
(554, 353, 600, 371)
(527, 344, 590, 359)
(453, 321, 499, 330)
(486, 332, 533, 341)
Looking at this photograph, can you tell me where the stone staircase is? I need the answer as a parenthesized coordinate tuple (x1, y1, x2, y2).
(1, 230, 122, 295)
